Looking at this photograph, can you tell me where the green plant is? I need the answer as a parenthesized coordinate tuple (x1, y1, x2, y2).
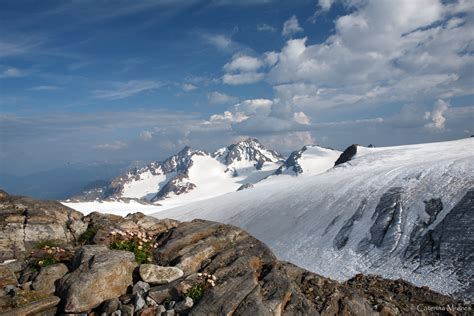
(185, 272, 217, 303)
(78, 225, 100, 244)
(108, 229, 157, 264)
(186, 282, 206, 303)
(109, 239, 152, 264)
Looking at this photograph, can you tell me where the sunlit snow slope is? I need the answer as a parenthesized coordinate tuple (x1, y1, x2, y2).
(152, 138, 474, 299)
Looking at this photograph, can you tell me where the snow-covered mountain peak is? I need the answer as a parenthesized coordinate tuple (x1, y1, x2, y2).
(213, 138, 284, 168)
(275, 144, 341, 176)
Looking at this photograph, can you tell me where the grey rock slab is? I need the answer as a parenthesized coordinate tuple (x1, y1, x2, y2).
(139, 264, 183, 285)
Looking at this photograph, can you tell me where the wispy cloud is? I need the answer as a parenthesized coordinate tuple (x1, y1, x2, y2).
(257, 23, 276, 32)
(207, 91, 238, 104)
(197, 30, 249, 54)
(282, 15, 303, 37)
(29, 85, 62, 91)
(93, 80, 162, 100)
(94, 140, 127, 150)
(0, 36, 47, 58)
(182, 83, 198, 91)
(140, 130, 153, 140)
(0, 67, 28, 78)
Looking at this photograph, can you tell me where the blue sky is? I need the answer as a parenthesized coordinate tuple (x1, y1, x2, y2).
(1, 0, 473, 175)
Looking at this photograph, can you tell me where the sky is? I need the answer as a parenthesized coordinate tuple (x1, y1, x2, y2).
(1, 0, 473, 175)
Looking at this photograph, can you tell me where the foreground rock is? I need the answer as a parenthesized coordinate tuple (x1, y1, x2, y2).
(56, 246, 136, 312)
(0, 191, 471, 315)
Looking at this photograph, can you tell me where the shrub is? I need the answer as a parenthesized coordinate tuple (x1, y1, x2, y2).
(108, 229, 158, 264)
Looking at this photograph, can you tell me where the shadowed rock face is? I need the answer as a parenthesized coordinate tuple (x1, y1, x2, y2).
(404, 198, 444, 261)
(334, 144, 358, 166)
(334, 199, 368, 249)
(275, 147, 306, 175)
(411, 189, 474, 299)
(357, 187, 406, 253)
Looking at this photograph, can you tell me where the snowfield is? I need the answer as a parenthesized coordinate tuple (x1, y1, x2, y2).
(64, 138, 474, 299)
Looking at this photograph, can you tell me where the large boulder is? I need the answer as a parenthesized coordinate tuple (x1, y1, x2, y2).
(56, 245, 137, 313)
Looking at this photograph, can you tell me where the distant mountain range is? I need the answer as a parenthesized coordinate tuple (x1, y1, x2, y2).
(69, 138, 340, 206)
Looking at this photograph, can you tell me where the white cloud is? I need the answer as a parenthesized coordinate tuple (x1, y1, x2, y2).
(257, 23, 276, 32)
(94, 140, 127, 150)
(209, 111, 248, 123)
(182, 83, 197, 91)
(93, 80, 162, 100)
(224, 54, 263, 72)
(222, 72, 264, 85)
(282, 15, 303, 37)
(235, 98, 273, 115)
(261, 131, 315, 152)
(200, 32, 240, 53)
(262, 0, 474, 119)
(293, 111, 311, 125)
(207, 91, 238, 104)
(424, 99, 449, 130)
(222, 54, 266, 85)
(318, 0, 334, 11)
(140, 130, 153, 140)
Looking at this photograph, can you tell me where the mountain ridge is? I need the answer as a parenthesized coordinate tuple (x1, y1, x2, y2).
(70, 138, 289, 205)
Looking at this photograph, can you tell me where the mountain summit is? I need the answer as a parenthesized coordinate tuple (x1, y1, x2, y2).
(71, 139, 289, 205)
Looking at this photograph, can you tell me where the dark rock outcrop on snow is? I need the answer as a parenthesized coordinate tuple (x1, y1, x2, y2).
(275, 146, 306, 175)
(237, 183, 254, 191)
(0, 191, 471, 315)
(334, 144, 358, 166)
(367, 187, 405, 251)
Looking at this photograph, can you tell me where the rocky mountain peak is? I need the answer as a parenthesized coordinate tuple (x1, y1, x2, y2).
(215, 138, 284, 166)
